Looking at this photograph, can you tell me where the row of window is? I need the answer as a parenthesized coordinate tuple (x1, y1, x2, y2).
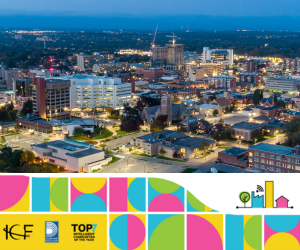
(250, 151, 300, 164)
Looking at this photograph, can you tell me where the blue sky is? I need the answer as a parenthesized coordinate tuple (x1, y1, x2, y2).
(1, 0, 300, 17)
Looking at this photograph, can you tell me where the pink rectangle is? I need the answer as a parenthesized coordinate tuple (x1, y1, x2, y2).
(109, 178, 128, 212)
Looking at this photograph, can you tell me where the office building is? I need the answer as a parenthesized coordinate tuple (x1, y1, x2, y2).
(199, 62, 225, 76)
(57, 75, 132, 111)
(32, 77, 71, 120)
(92, 62, 129, 73)
(13, 78, 33, 105)
(248, 143, 300, 173)
(2, 68, 25, 89)
(189, 67, 205, 81)
(77, 53, 115, 71)
(265, 77, 300, 92)
(29, 69, 61, 77)
(202, 47, 233, 65)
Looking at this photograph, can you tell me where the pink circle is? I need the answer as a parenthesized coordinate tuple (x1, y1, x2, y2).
(128, 215, 145, 250)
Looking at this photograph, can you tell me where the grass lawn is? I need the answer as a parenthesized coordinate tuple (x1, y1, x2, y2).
(70, 129, 113, 141)
(181, 167, 197, 173)
(200, 153, 209, 159)
(132, 153, 154, 157)
(156, 156, 186, 162)
(3, 132, 21, 137)
(243, 138, 267, 145)
(102, 156, 121, 167)
(116, 130, 140, 136)
(99, 144, 107, 148)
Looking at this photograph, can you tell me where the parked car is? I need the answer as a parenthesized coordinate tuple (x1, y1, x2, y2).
(16, 136, 21, 139)
(183, 158, 188, 161)
(194, 155, 199, 159)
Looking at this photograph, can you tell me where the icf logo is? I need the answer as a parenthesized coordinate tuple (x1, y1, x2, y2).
(45, 221, 59, 243)
(3, 224, 33, 240)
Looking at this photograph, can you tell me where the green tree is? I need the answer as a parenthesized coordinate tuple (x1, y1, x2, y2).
(94, 126, 102, 135)
(73, 127, 84, 137)
(150, 120, 164, 133)
(0, 146, 12, 162)
(8, 150, 23, 169)
(20, 150, 35, 164)
(274, 94, 278, 104)
(198, 140, 210, 156)
(253, 89, 261, 105)
(20, 100, 33, 116)
(275, 100, 286, 108)
(213, 109, 219, 117)
(239, 192, 251, 208)
(159, 148, 166, 157)
(172, 96, 181, 104)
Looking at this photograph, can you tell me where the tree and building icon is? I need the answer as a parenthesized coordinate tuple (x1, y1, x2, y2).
(237, 181, 293, 209)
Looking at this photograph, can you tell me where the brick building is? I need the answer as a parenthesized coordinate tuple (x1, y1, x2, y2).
(218, 147, 249, 168)
(248, 143, 300, 173)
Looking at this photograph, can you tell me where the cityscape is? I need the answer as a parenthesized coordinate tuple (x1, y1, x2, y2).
(2, 13, 300, 173)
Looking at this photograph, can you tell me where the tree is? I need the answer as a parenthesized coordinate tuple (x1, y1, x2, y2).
(218, 119, 224, 126)
(239, 192, 251, 208)
(213, 109, 219, 117)
(198, 140, 210, 156)
(0, 146, 12, 162)
(274, 94, 278, 104)
(253, 89, 261, 105)
(8, 150, 23, 169)
(20, 100, 33, 116)
(172, 96, 181, 104)
(73, 127, 84, 137)
(150, 120, 165, 133)
(159, 148, 166, 157)
(94, 126, 102, 135)
(225, 106, 230, 113)
(260, 90, 264, 100)
(20, 150, 35, 164)
(105, 107, 114, 116)
(276, 100, 286, 108)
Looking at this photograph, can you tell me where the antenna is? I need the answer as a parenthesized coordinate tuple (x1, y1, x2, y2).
(152, 25, 158, 47)
(166, 32, 177, 45)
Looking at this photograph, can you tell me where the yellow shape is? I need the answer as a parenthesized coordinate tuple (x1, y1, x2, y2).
(127, 177, 135, 188)
(71, 178, 106, 193)
(265, 233, 300, 250)
(4, 185, 29, 212)
(0, 214, 107, 249)
(195, 214, 223, 242)
(205, 205, 214, 212)
(128, 198, 140, 212)
(265, 181, 274, 208)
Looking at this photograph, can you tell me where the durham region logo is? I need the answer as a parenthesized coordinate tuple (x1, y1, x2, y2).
(4, 224, 33, 240)
(45, 221, 59, 243)
(71, 224, 97, 242)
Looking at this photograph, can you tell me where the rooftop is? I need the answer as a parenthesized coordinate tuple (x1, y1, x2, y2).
(137, 130, 184, 143)
(220, 147, 248, 156)
(66, 148, 103, 158)
(249, 143, 294, 155)
(232, 122, 262, 130)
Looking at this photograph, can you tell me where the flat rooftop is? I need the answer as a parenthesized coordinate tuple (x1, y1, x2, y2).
(232, 122, 262, 130)
(249, 143, 293, 155)
(66, 148, 103, 158)
(219, 147, 248, 156)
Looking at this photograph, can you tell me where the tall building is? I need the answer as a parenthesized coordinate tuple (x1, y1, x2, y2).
(160, 95, 173, 123)
(77, 53, 115, 71)
(32, 78, 71, 120)
(265, 77, 300, 92)
(3, 68, 25, 89)
(151, 33, 184, 70)
(57, 75, 132, 111)
(13, 78, 33, 105)
(199, 62, 225, 76)
(202, 47, 233, 65)
(189, 67, 205, 81)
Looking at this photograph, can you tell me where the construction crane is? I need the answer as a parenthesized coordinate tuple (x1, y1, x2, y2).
(166, 32, 177, 45)
(151, 25, 158, 47)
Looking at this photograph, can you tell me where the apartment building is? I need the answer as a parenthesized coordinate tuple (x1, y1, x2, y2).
(32, 77, 71, 120)
(77, 53, 115, 71)
(248, 143, 300, 173)
(231, 122, 263, 141)
(238, 72, 262, 85)
(13, 78, 33, 105)
(202, 47, 233, 65)
(3, 68, 25, 89)
(199, 62, 225, 76)
(58, 74, 132, 111)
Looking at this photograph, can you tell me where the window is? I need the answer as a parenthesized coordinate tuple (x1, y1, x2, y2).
(254, 152, 259, 156)
(181, 148, 186, 153)
(269, 167, 274, 171)
(249, 152, 253, 157)
(269, 160, 274, 165)
(270, 155, 275, 159)
(254, 163, 259, 168)
(261, 153, 265, 157)
(261, 159, 265, 163)
(295, 166, 300, 171)
(295, 159, 300, 164)
(287, 158, 291, 163)
(287, 164, 291, 169)
(53, 149, 58, 153)
(276, 156, 281, 160)
(261, 165, 265, 169)
(254, 157, 259, 162)
(276, 168, 281, 173)
(276, 162, 281, 167)
(249, 158, 253, 163)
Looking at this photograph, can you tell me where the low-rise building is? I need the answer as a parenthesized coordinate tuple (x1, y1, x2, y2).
(198, 104, 223, 116)
(218, 147, 248, 168)
(197, 120, 212, 134)
(231, 122, 263, 141)
(248, 143, 300, 173)
(283, 110, 300, 121)
(180, 117, 198, 132)
(32, 139, 111, 172)
(259, 106, 284, 118)
(265, 77, 300, 92)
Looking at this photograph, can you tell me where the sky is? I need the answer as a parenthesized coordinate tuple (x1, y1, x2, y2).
(1, 0, 300, 30)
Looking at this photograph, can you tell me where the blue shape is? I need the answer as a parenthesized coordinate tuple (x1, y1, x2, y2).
(110, 215, 128, 250)
(172, 187, 184, 208)
(128, 178, 146, 212)
(252, 192, 264, 208)
(226, 215, 244, 250)
(187, 198, 198, 212)
(265, 215, 300, 232)
(148, 214, 175, 241)
(71, 194, 107, 212)
(32, 177, 50, 212)
(148, 181, 162, 207)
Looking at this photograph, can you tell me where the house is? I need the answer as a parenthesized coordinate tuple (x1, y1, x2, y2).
(198, 104, 223, 116)
(212, 97, 231, 111)
(218, 147, 248, 168)
(276, 196, 289, 208)
(259, 106, 284, 118)
(197, 120, 212, 134)
(241, 105, 265, 117)
(260, 96, 274, 107)
(251, 116, 278, 124)
(231, 122, 263, 141)
(283, 110, 300, 121)
(32, 139, 112, 173)
(180, 117, 198, 132)
(212, 123, 224, 133)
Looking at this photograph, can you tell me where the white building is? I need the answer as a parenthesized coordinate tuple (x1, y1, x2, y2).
(30, 69, 61, 77)
(57, 75, 132, 111)
(265, 77, 300, 92)
(32, 139, 111, 172)
(202, 47, 233, 65)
